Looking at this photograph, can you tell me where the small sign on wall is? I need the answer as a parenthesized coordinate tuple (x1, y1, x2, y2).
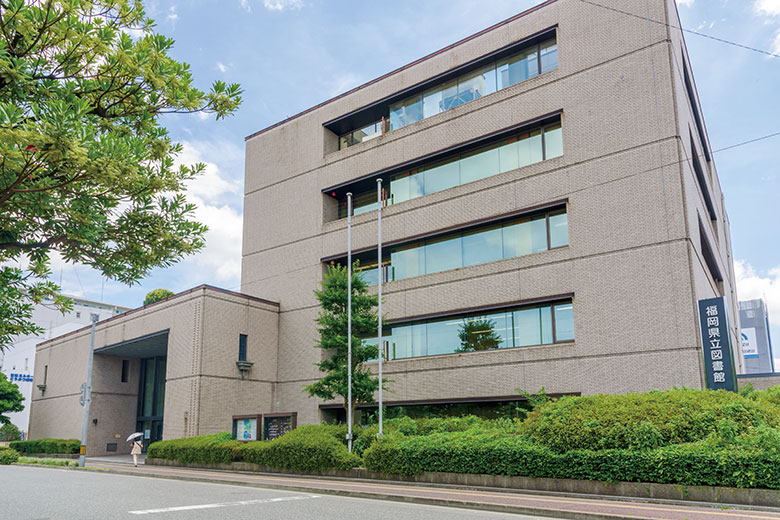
(262, 413, 297, 441)
(741, 328, 759, 358)
(232, 415, 261, 441)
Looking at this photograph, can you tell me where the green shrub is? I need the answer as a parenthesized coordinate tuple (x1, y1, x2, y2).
(0, 447, 19, 465)
(147, 432, 239, 464)
(521, 388, 780, 452)
(234, 424, 361, 472)
(362, 430, 780, 489)
(9, 438, 80, 454)
(0, 423, 21, 441)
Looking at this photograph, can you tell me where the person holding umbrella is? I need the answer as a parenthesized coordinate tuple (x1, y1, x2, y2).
(127, 432, 143, 467)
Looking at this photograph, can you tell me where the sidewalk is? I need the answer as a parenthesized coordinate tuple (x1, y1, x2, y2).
(82, 460, 780, 520)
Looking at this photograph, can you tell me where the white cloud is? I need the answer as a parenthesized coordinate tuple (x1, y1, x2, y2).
(239, 0, 252, 12)
(328, 72, 363, 97)
(263, 0, 303, 12)
(734, 260, 780, 330)
(756, 0, 780, 16)
(167, 5, 178, 23)
(677, 0, 695, 6)
(216, 62, 228, 73)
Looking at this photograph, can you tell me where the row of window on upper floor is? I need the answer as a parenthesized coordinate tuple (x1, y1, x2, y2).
(337, 37, 558, 150)
(333, 208, 568, 286)
(363, 300, 574, 362)
(335, 120, 562, 219)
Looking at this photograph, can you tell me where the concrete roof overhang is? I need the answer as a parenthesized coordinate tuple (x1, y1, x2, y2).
(95, 330, 169, 358)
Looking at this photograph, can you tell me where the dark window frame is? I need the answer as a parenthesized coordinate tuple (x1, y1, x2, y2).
(682, 54, 711, 162)
(699, 217, 723, 283)
(689, 130, 716, 220)
(238, 334, 248, 362)
(121, 359, 130, 383)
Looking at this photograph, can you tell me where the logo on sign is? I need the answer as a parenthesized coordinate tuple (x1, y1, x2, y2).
(741, 328, 759, 358)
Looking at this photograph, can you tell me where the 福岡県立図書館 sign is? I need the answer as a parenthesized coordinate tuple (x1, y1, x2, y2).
(698, 297, 737, 392)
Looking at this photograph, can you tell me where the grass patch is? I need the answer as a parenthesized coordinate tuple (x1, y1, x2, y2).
(17, 456, 78, 467)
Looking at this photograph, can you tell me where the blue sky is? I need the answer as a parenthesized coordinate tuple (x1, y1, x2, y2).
(55, 0, 780, 359)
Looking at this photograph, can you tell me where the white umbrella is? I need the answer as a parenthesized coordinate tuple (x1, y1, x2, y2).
(126, 432, 143, 442)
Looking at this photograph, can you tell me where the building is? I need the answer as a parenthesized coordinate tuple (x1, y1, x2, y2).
(29, 0, 749, 455)
(738, 299, 775, 374)
(1, 296, 128, 438)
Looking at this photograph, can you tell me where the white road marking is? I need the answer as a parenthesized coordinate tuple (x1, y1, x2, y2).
(129, 494, 320, 515)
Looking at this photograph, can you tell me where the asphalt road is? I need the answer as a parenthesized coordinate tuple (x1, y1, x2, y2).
(0, 465, 560, 520)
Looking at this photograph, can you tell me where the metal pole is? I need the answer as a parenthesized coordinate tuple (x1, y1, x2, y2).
(346, 193, 353, 453)
(377, 179, 383, 437)
(78, 314, 99, 467)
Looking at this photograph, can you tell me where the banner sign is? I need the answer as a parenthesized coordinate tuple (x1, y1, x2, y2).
(698, 297, 737, 392)
(741, 328, 759, 358)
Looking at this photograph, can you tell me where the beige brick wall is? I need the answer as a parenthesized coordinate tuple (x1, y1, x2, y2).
(29, 287, 280, 455)
(242, 0, 737, 423)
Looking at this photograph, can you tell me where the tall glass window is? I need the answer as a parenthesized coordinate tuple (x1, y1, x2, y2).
(337, 34, 558, 149)
(337, 121, 563, 219)
(368, 300, 573, 361)
(344, 208, 568, 285)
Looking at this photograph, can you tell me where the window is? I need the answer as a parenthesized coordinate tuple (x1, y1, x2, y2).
(334, 119, 563, 219)
(76, 312, 81, 318)
(365, 299, 574, 361)
(682, 55, 710, 162)
(333, 207, 568, 285)
(333, 32, 558, 149)
(121, 360, 130, 383)
(699, 219, 722, 284)
(43, 365, 48, 385)
(238, 334, 248, 362)
(690, 131, 716, 220)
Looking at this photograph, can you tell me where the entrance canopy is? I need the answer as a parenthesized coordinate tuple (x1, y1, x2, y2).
(95, 330, 168, 358)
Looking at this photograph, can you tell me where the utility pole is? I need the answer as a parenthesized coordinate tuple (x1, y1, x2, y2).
(78, 314, 99, 467)
(377, 178, 384, 437)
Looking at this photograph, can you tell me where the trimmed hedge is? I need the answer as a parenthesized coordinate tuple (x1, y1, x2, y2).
(0, 446, 19, 465)
(9, 438, 80, 454)
(147, 432, 239, 464)
(521, 388, 780, 452)
(362, 431, 780, 489)
(234, 425, 361, 472)
(148, 427, 360, 473)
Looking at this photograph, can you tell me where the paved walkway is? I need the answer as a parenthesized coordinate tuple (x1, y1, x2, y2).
(87, 453, 146, 465)
(80, 460, 780, 520)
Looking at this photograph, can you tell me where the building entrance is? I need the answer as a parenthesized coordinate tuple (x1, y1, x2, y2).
(136, 356, 166, 452)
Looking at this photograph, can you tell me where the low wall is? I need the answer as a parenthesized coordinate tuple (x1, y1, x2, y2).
(738, 373, 780, 390)
(146, 458, 780, 508)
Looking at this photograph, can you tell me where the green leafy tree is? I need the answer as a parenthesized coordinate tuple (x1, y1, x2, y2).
(143, 288, 174, 306)
(456, 317, 501, 352)
(0, 421, 21, 441)
(0, 373, 24, 424)
(0, 0, 242, 351)
(305, 263, 386, 427)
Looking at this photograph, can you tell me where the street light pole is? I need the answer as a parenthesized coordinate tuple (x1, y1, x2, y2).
(346, 192, 353, 453)
(78, 314, 99, 467)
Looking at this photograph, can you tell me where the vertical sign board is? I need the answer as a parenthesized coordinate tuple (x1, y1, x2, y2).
(698, 297, 738, 392)
(741, 328, 759, 358)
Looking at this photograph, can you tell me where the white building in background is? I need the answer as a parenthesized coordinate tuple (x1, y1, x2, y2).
(0, 296, 130, 438)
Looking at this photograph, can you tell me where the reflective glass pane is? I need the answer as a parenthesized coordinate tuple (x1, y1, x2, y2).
(456, 314, 506, 352)
(554, 303, 575, 341)
(389, 95, 423, 130)
(426, 319, 460, 356)
(423, 80, 458, 119)
(541, 306, 554, 344)
(458, 65, 497, 104)
(391, 325, 411, 360)
(142, 358, 155, 417)
(462, 225, 502, 267)
(154, 359, 166, 416)
(423, 157, 460, 195)
(391, 244, 426, 281)
(518, 130, 543, 168)
(357, 263, 379, 286)
(352, 191, 378, 216)
(425, 235, 463, 275)
(549, 212, 569, 248)
(513, 307, 542, 347)
(544, 124, 563, 159)
(390, 169, 424, 205)
(540, 39, 558, 74)
(499, 137, 519, 173)
(460, 144, 500, 184)
(497, 47, 539, 90)
(502, 216, 548, 259)
(339, 134, 353, 150)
